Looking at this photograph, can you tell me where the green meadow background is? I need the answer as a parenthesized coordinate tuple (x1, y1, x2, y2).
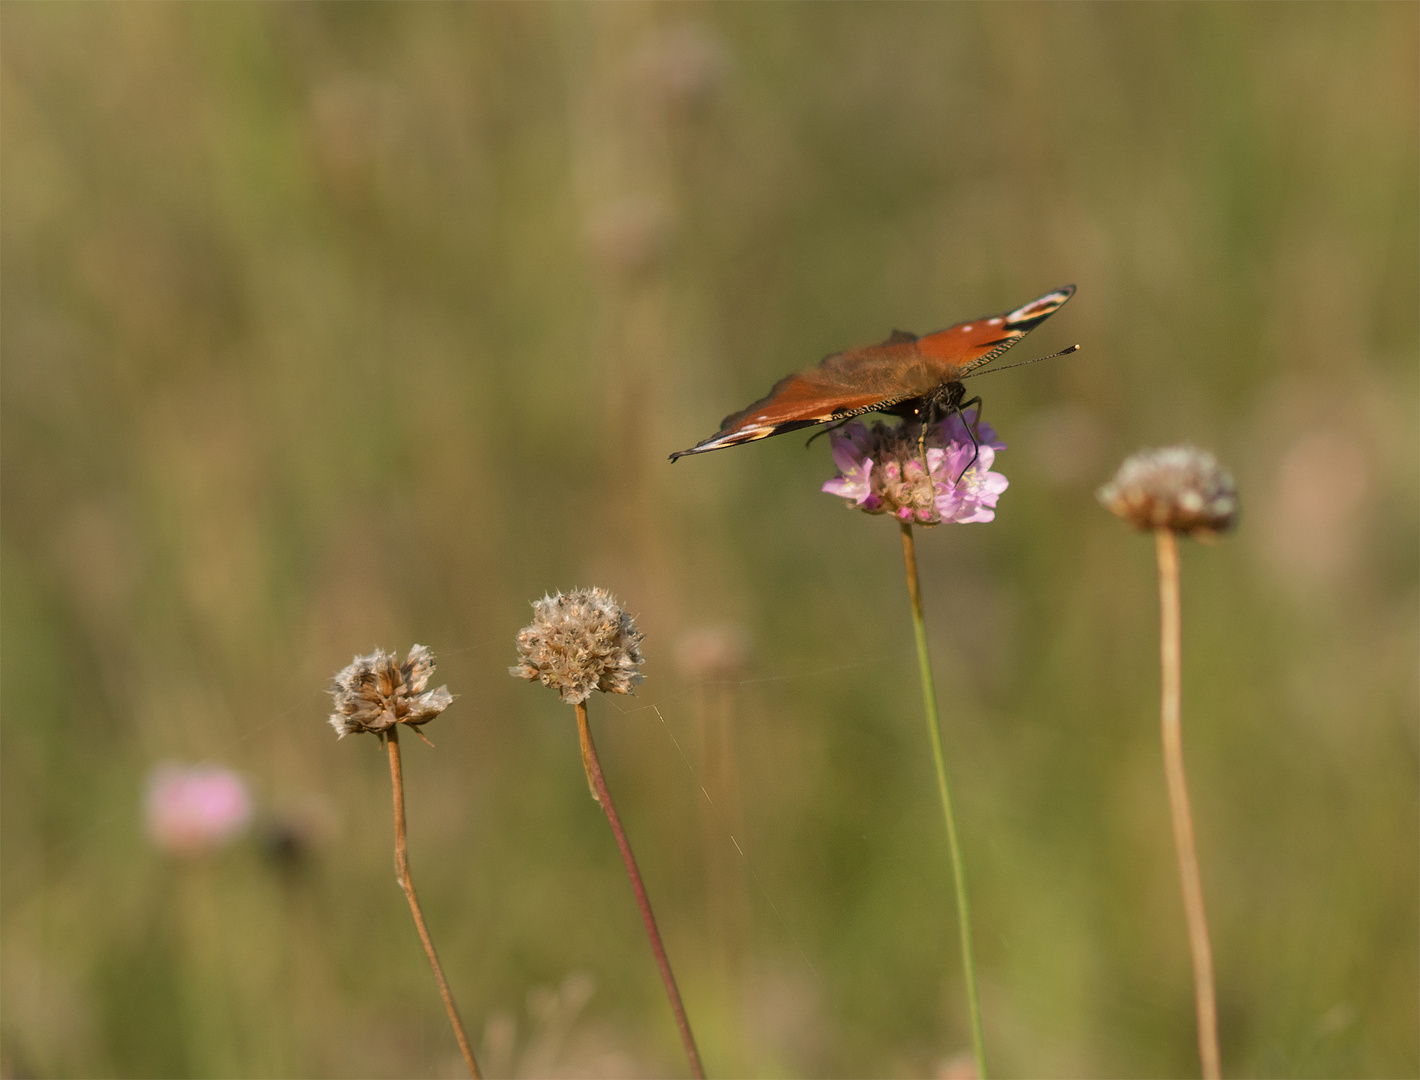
(3, 4, 1416, 1077)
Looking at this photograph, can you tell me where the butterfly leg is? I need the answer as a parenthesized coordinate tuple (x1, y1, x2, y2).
(961, 396, 984, 442)
(916, 399, 936, 476)
(919, 386, 967, 482)
(949, 395, 984, 484)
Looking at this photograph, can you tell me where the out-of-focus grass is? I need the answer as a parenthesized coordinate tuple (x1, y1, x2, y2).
(2, 4, 1415, 1077)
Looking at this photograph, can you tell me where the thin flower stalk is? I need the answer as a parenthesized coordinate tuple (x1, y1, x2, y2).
(577, 701, 705, 1080)
(823, 416, 1001, 1077)
(1156, 530, 1220, 1080)
(901, 521, 987, 1080)
(1100, 446, 1236, 1080)
(386, 727, 481, 1079)
(328, 646, 480, 1079)
(511, 589, 704, 1079)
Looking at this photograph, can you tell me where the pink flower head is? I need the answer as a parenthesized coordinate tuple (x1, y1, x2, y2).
(145, 765, 253, 856)
(821, 413, 1008, 526)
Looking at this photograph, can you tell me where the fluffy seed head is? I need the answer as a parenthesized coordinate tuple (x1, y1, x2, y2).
(510, 588, 645, 705)
(327, 644, 453, 738)
(1098, 446, 1239, 535)
(822, 413, 1009, 526)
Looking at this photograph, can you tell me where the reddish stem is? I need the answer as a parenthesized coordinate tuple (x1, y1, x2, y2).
(576, 701, 705, 1079)
(387, 729, 481, 1078)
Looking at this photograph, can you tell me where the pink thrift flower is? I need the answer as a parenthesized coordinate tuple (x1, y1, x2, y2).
(145, 765, 253, 855)
(821, 423, 880, 510)
(821, 414, 1009, 526)
(933, 441, 1010, 523)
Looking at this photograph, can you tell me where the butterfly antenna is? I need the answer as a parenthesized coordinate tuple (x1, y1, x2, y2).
(805, 418, 852, 449)
(966, 343, 1080, 379)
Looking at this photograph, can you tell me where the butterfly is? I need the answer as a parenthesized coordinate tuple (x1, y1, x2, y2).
(669, 285, 1077, 462)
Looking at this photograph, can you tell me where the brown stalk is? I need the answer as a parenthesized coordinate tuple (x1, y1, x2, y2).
(576, 701, 705, 1079)
(386, 728, 481, 1078)
(1155, 529, 1221, 1080)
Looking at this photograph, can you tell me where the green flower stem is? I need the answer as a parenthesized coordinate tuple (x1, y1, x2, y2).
(900, 521, 987, 1079)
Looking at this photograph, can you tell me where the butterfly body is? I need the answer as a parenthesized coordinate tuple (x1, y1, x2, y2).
(670, 285, 1075, 461)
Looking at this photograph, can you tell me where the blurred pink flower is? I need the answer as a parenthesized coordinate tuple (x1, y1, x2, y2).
(822, 414, 1008, 526)
(145, 765, 253, 855)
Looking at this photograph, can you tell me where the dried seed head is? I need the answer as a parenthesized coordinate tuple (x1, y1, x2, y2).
(1098, 446, 1239, 535)
(510, 588, 645, 705)
(327, 644, 453, 739)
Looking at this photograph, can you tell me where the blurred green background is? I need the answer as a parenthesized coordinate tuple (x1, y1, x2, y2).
(3, 4, 1416, 1077)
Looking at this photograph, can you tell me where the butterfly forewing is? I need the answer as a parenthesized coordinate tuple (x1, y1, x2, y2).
(670, 284, 1074, 460)
(916, 285, 1077, 379)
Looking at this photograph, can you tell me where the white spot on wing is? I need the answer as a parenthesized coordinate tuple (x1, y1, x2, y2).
(961, 325, 972, 333)
(1008, 298, 1053, 322)
(988, 317, 1002, 325)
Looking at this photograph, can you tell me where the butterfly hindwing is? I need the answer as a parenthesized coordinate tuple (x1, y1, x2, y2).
(669, 371, 895, 457)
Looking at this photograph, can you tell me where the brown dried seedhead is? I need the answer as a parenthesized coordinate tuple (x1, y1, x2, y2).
(328, 645, 453, 739)
(1098, 446, 1239, 536)
(511, 588, 645, 705)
